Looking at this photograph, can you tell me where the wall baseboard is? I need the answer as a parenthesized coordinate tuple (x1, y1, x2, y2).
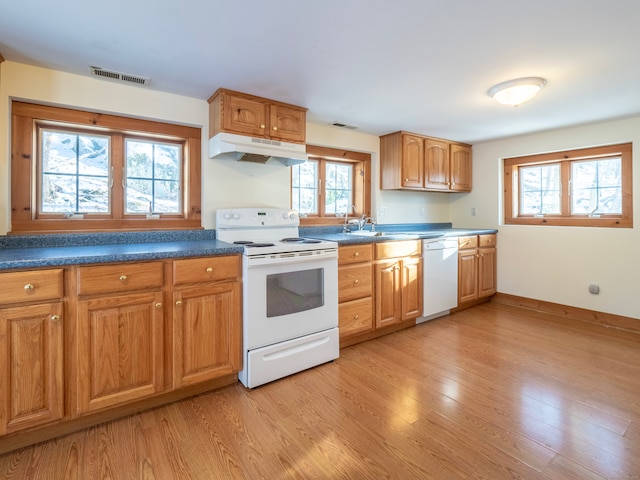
(491, 292, 640, 334)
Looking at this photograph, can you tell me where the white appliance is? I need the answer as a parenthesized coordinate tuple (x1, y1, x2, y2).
(209, 132, 308, 166)
(216, 208, 339, 388)
(417, 237, 459, 322)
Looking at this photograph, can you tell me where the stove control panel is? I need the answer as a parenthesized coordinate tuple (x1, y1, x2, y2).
(216, 208, 299, 228)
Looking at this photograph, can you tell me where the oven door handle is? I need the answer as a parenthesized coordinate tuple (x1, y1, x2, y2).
(245, 249, 338, 268)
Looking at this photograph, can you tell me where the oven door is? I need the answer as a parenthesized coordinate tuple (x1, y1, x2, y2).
(243, 249, 338, 350)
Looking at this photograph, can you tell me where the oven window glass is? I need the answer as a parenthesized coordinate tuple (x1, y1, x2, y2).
(266, 268, 324, 317)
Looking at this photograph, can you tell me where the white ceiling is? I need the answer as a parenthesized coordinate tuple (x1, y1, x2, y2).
(2, 0, 640, 144)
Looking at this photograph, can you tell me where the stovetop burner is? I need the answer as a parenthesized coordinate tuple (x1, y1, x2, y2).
(234, 241, 276, 247)
(281, 237, 322, 244)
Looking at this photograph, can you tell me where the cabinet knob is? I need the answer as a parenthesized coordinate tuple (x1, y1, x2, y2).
(175, 300, 183, 306)
(404, 178, 409, 182)
(206, 267, 213, 273)
(272, 126, 278, 131)
(155, 302, 162, 309)
(353, 314, 360, 320)
(24, 283, 34, 291)
(119, 275, 127, 281)
(354, 252, 360, 257)
(353, 279, 360, 285)
(50, 314, 60, 322)
(260, 124, 266, 129)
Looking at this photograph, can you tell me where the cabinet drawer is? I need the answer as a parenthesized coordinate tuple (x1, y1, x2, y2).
(458, 235, 478, 250)
(339, 297, 374, 338)
(77, 262, 164, 296)
(173, 256, 241, 285)
(375, 240, 421, 259)
(338, 264, 373, 302)
(479, 234, 497, 248)
(339, 244, 373, 265)
(0, 269, 63, 305)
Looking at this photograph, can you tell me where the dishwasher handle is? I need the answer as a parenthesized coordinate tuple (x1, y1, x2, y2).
(422, 239, 459, 251)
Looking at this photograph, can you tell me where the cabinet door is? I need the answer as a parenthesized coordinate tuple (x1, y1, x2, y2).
(173, 282, 241, 388)
(424, 139, 450, 190)
(401, 134, 424, 188)
(0, 302, 63, 434)
(450, 144, 472, 192)
(401, 256, 423, 320)
(269, 104, 306, 143)
(458, 249, 479, 304)
(222, 94, 268, 137)
(76, 292, 164, 414)
(375, 260, 402, 328)
(478, 247, 497, 298)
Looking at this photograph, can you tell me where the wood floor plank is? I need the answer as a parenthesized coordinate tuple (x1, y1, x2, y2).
(2, 302, 640, 479)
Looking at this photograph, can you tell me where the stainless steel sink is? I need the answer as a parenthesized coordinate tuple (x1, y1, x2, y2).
(348, 231, 419, 239)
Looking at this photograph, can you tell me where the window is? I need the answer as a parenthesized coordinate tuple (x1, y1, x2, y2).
(291, 145, 371, 225)
(504, 143, 632, 227)
(11, 101, 201, 233)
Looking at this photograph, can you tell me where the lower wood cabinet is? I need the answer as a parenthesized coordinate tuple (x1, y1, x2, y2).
(0, 301, 64, 435)
(375, 242, 423, 328)
(0, 255, 243, 453)
(172, 256, 241, 388)
(458, 234, 497, 306)
(0, 269, 64, 435)
(338, 244, 374, 341)
(76, 291, 165, 414)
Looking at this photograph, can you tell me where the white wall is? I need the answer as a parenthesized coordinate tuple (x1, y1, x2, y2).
(450, 116, 640, 320)
(0, 61, 448, 233)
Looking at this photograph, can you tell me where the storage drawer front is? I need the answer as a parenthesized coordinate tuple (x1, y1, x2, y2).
(338, 264, 373, 302)
(173, 256, 241, 285)
(339, 297, 374, 338)
(338, 244, 373, 265)
(479, 234, 497, 248)
(77, 262, 164, 295)
(458, 235, 478, 250)
(0, 269, 63, 305)
(375, 240, 421, 259)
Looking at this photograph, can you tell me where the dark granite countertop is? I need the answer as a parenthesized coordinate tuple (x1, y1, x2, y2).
(0, 230, 242, 270)
(0, 224, 498, 270)
(300, 223, 498, 245)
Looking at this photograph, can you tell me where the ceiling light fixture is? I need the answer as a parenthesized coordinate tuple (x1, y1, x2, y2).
(487, 77, 547, 107)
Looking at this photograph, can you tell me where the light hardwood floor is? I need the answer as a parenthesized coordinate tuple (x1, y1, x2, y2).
(2, 302, 640, 479)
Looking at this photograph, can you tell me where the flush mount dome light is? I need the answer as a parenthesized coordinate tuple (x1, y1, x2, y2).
(487, 77, 547, 107)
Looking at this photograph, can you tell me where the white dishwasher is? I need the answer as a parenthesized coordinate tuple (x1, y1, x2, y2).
(417, 237, 459, 323)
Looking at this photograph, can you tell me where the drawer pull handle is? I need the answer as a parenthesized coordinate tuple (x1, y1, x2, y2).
(353, 279, 360, 285)
(24, 283, 34, 291)
(353, 314, 360, 320)
(206, 267, 213, 273)
(119, 275, 128, 281)
(50, 314, 60, 321)
(175, 300, 183, 306)
(155, 303, 162, 309)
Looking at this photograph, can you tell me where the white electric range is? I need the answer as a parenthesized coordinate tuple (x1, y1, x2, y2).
(216, 208, 339, 388)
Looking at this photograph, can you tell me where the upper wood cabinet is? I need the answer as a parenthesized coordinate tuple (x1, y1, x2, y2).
(208, 88, 307, 144)
(0, 269, 64, 435)
(380, 131, 472, 192)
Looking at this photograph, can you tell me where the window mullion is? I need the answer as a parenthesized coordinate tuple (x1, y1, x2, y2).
(318, 159, 325, 218)
(561, 161, 571, 217)
(111, 133, 124, 220)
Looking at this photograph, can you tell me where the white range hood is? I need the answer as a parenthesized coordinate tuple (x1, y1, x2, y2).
(208, 132, 307, 166)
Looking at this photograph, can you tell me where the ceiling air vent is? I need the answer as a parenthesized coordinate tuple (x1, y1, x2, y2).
(89, 66, 150, 87)
(331, 121, 357, 130)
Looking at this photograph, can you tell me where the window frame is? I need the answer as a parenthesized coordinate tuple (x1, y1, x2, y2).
(504, 143, 632, 228)
(293, 145, 371, 226)
(11, 101, 201, 233)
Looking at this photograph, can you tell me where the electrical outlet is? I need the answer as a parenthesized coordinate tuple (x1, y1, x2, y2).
(379, 206, 387, 217)
(471, 207, 477, 216)
(419, 207, 425, 216)
(588, 284, 600, 295)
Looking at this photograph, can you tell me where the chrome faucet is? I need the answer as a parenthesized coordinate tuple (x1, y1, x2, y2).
(343, 205, 356, 233)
